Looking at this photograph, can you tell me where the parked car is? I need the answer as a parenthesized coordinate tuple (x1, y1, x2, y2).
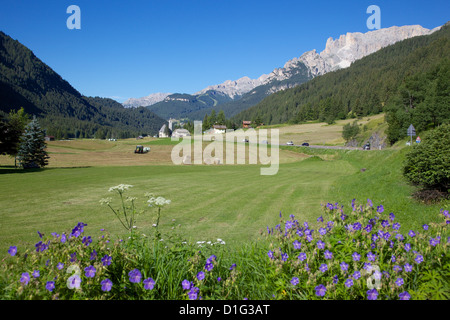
(261, 140, 268, 144)
(243, 139, 249, 143)
(301, 142, 309, 147)
(286, 141, 294, 146)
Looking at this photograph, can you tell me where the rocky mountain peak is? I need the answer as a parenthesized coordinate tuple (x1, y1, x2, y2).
(123, 23, 442, 108)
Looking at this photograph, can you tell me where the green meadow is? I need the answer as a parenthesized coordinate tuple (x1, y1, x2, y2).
(0, 137, 447, 254)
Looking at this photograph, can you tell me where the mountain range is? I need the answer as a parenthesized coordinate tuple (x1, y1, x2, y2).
(124, 24, 442, 120)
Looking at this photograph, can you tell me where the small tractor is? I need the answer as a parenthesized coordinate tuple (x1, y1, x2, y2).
(134, 145, 150, 154)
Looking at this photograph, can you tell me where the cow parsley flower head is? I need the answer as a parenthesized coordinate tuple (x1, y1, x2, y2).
(147, 194, 171, 207)
(108, 184, 133, 193)
(99, 197, 112, 206)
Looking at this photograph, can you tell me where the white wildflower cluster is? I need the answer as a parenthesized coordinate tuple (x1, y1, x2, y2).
(147, 194, 171, 207)
(99, 197, 112, 205)
(196, 239, 226, 247)
(108, 184, 133, 193)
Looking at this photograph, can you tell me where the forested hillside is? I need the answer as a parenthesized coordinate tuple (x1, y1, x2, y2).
(0, 31, 166, 139)
(233, 23, 450, 143)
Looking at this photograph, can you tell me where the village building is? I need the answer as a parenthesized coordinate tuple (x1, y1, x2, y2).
(212, 125, 227, 134)
(242, 121, 251, 128)
(172, 128, 191, 138)
(159, 124, 171, 138)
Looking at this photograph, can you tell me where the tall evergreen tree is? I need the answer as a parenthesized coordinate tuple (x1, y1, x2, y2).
(17, 116, 50, 168)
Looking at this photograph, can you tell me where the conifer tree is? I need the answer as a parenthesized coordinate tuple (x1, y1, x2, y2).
(17, 116, 50, 168)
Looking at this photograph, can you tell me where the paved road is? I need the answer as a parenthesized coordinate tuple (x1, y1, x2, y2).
(279, 143, 362, 150)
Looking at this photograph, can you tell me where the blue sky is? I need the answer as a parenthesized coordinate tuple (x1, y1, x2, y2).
(0, 0, 448, 102)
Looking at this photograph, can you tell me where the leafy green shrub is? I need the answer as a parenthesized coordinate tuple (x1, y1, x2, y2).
(403, 124, 450, 195)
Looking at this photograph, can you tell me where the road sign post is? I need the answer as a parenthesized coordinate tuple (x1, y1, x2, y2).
(407, 124, 416, 146)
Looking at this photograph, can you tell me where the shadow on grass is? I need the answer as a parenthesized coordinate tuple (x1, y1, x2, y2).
(0, 165, 91, 174)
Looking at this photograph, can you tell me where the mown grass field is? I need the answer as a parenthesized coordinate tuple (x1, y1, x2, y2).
(0, 118, 447, 254)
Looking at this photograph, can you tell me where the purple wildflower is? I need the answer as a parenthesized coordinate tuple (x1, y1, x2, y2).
(316, 240, 325, 250)
(45, 281, 55, 292)
(8, 246, 17, 256)
(101, 255, 112, 266)
(20, 272, 30, 285)
(399, 291, 411, 300)
(90, 249, 97, 261)
(415, 254, 424, 264)
(101, 279, 112, 292)
(340, 262, 349, 272)
(182, 279, 191, 290)
(367, 289, 378, 300)
(392, 222, 401, 230)
(128, 269, 142, 283)
(188, 290, 198, 300)
(197, 271, 205, 281)
(67, 274, 81, 289)
(143, 278, 155, 290)
(82, 236, 92, 247)
(404, 243, 411, 252)
(84, 266, 96, 278)
(404, 263, 413, 272)
(319, 228, 327, 236)
(393, 265, 402, 273)
(315, 284, 327, 297)
(395, 278, 404, 287)
(429, 237, 440, 247)
(291, 277, 299, 286)
(345, 278, 353, 288)
(298, 252, 307, 261)
(324, 250, 333, 260)
(319, 263, 328, 273)
(205, 263, 214, 271)
(293, 240, 302, 249)
(352, 252, 361, 261)
(377, 205, 384, 213)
